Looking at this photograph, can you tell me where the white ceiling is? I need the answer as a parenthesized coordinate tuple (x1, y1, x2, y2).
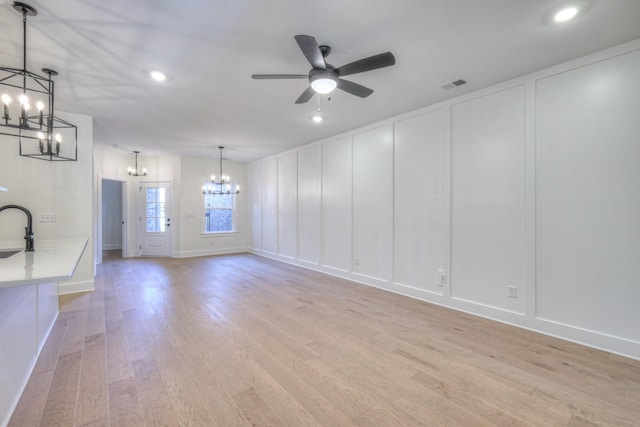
(2, 0, 640, 162)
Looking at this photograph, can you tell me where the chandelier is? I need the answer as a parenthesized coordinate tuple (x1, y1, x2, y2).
(0, 2, 77, 161)
(128, 151, 147, 176)
(202, 146, 240, 194)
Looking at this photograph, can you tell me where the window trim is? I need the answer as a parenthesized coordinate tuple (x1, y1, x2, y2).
(200, 230, 239, 238)
(201, 189, 238, 235)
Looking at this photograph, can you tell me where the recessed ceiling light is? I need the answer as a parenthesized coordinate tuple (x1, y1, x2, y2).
(312, 115, 323, 123)
(554, 7, 578, 22)
(150, 70, 166, 81)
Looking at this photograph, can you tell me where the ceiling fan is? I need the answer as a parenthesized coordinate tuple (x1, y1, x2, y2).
(252, 35, 396, 104)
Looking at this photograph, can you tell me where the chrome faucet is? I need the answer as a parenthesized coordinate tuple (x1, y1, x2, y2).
(0, 204, 34, 251)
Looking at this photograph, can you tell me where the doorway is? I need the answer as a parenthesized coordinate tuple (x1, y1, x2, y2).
(137, 182, 173, 257)
(100, 178, 127, 262)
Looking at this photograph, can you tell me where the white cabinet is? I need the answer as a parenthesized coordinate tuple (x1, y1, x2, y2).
(0, 282, 58, 427)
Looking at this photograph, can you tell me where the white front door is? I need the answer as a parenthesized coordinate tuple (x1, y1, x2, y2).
(138, 182, 172, 257)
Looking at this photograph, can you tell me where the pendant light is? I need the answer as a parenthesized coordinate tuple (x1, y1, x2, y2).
(128, 151, 147, 177)
(202, 146, 240, 194)
(1, 2, 78, 161)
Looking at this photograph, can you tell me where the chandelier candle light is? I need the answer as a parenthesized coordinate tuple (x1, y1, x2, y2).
(0, 2, 77, 161)
(202, 146, 240, 195)
(128, 151, 147, 176)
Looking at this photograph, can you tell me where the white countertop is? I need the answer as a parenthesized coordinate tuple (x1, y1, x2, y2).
(0, 238, 88, 288)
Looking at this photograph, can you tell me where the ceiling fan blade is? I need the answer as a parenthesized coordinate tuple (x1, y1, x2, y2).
(252, 74, 308, 79)
(336, 52, 395, 77)
(337, 79, 374, 98)
(294, 35, 326, 70)
(295, 86, 316, 104)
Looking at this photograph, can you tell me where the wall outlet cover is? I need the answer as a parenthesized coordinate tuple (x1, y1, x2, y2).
(39, 213, 56, 222)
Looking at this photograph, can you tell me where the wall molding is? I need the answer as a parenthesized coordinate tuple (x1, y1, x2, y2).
(247, 39, 640, 361)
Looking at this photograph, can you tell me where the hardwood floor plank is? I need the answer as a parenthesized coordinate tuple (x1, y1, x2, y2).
(8, 252, 640, 426)
(32, 318, 69, 375)
(107, 377, 143, 427)
(105, 319, 134, 385)
(76, 333, 109, 426)
(39, 350, 83, 426)
(150, 346, 217, 426)
(85, 287, 106, 337)
(7, 371, 53, 427)
(173, 343, 252, 426)
(78, 415, 110, 427)
(131, 357, 181, 426)
(57, 308, 89, 357)
(232, 387, 287, 427)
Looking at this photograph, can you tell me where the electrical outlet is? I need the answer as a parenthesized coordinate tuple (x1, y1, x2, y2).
(354, 257, 360, 266)
(438, 269, 447, 286)
(39, 213, 56, 222)
(508, 286, 518, 298)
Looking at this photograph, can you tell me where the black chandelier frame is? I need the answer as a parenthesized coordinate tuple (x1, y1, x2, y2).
(202, 146, 240, 195)
(0, 2, 77, 161)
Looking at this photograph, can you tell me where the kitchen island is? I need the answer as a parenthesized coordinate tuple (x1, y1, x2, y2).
(0, 238, 87, 427)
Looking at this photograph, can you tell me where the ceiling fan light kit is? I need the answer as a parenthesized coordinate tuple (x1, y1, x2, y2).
(252, 35, 395, 104)
(310, 71, 338, 94)
(1, 2, 78, 161)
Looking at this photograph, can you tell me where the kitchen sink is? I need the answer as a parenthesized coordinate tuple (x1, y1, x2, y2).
(0, 249, 21, 259)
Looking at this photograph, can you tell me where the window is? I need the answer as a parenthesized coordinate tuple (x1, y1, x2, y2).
(204, 192, 235, 233)
(146, 187, 166, 232)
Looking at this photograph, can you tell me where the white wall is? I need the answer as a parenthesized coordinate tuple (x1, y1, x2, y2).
(297, 145, 321, 265)
(321, 137, 351, 272)
(93, 148, 248, 259)
(277, 152, 297, 259)
(535, 50, 640, 343)
(177, 156, 247, 257)
(0, 112, 95, 294)
(247, 39, 640, 360)
(248, 161, 262, 251)
(352, 125, 394, 284)
(451, 86, 525, 314)
(261, 157, 278, 255)
(394, 109, 447, 294)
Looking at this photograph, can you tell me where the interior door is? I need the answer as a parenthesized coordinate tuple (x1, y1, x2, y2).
(138, 182, 172, 256)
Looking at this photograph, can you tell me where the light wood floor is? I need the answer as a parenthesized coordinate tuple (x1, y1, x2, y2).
(9, 251, 640, 426)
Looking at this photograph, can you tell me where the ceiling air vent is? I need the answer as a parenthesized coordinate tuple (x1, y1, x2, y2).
(441, 79, 467, 90)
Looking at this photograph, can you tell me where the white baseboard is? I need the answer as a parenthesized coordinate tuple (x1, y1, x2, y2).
(102, 243, 122, 250)
(58, 280, 95, 295)
(172, 246, 248, 258)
